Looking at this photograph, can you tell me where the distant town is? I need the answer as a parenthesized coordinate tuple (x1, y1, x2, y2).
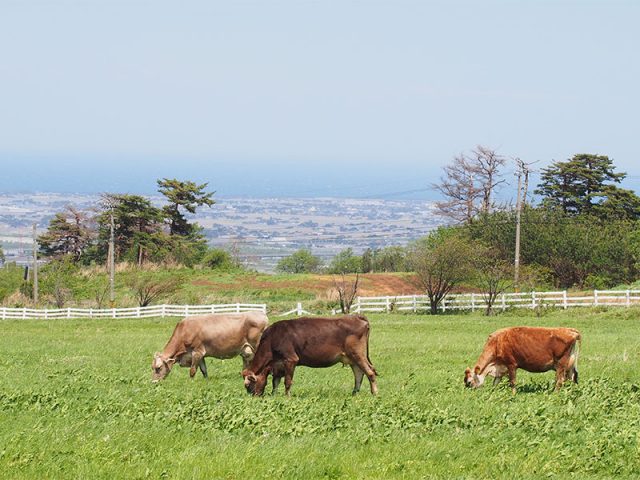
(0, 193, 444, 271)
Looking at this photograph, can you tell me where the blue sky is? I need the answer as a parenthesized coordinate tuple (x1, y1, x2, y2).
(1, 0, 639, 198)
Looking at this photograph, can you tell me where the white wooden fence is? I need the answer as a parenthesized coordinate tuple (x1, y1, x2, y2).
(0, 303, 267, 320)
(349, 290, 640, 313)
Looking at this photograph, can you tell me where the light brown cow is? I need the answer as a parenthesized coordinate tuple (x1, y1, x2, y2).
(152, 311, 268, 382)
(464, 326, 581, 393)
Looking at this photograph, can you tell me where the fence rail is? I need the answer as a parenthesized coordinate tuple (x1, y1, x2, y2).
(0, 303, 267, 320)
(349, 290, 640, 313)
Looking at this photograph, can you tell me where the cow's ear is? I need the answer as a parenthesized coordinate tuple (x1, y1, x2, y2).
(474, 366, 481, 375)
(464, 367, 471, 376)
(248, 374, 257, 382)
(165, 358, 176, 368)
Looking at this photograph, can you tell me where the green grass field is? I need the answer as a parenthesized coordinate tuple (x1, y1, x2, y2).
(1, 308, 639, 479)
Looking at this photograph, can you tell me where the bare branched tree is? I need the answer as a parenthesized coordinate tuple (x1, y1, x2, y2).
(432, 146, 505, 223)
(333, 274, 360, 314)
(127, 276, 182, 307)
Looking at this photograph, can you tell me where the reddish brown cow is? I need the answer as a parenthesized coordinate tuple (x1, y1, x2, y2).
(464, 326, 581, 393)
(242, 315, 378, 396)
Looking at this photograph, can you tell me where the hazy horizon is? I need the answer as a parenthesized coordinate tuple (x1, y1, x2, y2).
(1, 1, 639, 198)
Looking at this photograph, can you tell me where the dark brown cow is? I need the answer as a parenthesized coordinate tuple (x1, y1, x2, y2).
(464, 326, 581, 393)
(152, 311, 268, 382)
(242, 315, 378, 396)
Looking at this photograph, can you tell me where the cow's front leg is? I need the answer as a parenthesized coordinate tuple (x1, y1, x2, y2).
(493, 376, 503, 386)
(508, 366, 517, 394)
(190, 352, 204, 378)
(240, 343, 255, 370)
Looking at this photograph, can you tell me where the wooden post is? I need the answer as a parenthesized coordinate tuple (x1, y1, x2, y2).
(32, 223, 38, 305)
(531, 292, 536, 309)
(471, 293, 476, 312)
(626, 290, 631, 307)
(296, 302, 303, 316)
(594, 290, 599, 306)
(563, 290, 568, 309)
(67, 308, 71, 319)
(412, 296, 417, 313)
(385, 297, 390, 313)
(236, 303, 241, 313)
(501, 294, 506, 311)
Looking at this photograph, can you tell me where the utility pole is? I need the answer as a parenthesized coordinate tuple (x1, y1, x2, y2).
(109, 212, 115, 308)
(32, 223, 38, 304)
(514, 163, 523, 290)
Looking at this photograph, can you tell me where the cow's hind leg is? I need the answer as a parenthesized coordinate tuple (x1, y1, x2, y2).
(572, 367, 579, 384)
(283, 359, 298, 397)
(346, 337, 378, 395)
(350, 364, 365, 395)
(272, 375, 282, 395)
(555, 368, 567, 391)
(199, 358, 208, 379)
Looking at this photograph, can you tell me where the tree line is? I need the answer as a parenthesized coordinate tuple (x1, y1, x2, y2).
(36, 178, 237, 269)
(278, 151, 640, 310)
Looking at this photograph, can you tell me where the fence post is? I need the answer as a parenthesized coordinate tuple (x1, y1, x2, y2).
(44, 308, 48, 320)
(413, 296, 417, 313)
(185, 305, 190, 317)
(385, 297, 390, 313)
(594, 290, 599, 306)
(442, 296, 447, 313)
(67, 308, 71, 319)
(501, 294, 506, 311)
(1, 308, 5, 320)
(137, 307, 141, 318)
(563, 290, 568, 309)
(626, 290, 631, 307)
(112, 308, 116, 319)
(296, 302, 303, 316)
(23, 307, 26, 319)
(162, 304, 167, 317)
(236, 303, 241, 313)
(89, 308, 93, 319)
(471, 293, 476, 312)
(531, 292, 536, 309)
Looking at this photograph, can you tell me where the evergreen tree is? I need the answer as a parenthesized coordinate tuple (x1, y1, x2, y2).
(157, 178, 215, 236)
(38, 206, 94, 261)
(535, 154, 635, 217)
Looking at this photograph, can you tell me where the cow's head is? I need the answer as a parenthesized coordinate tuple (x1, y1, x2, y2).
(151, 353, 176, 382)
(242, 369, 267, 396)
(464, 367, 485, 388)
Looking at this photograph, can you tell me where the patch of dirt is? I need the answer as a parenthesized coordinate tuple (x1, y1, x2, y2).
(190, 273, 422, 298)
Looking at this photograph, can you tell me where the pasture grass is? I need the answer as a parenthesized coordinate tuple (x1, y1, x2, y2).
(1, 308, 639, 479)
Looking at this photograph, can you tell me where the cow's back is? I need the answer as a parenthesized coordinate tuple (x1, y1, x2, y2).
(179, 312, 268, 358)
(264, 315, 370, 367)
(495, 327, 580, 372)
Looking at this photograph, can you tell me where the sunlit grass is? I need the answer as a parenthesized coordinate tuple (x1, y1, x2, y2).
(1, 308, 639, 478)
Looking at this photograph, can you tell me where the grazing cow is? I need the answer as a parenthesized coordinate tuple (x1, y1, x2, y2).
(151, 311, 268, 382)
(464, 326, 581, 393)
(242, 315, 378, 396)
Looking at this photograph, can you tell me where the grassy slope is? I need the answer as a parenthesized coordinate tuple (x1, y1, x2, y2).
(1, 308, 639, 479)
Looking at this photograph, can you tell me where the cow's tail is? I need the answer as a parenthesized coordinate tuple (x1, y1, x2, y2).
(570, 331, 581, 384)
(363, 319, 378, 376)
